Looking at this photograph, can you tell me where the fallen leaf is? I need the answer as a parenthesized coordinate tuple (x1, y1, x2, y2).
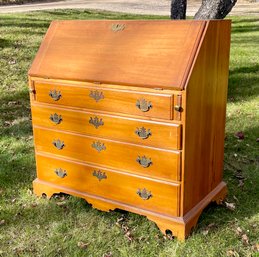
(115, 222, 121, 228)
(252, 243, 259, 252)
(8, 59, 16, 65)
(125, 231, 133, 242)
(116, 217, 125, 223)
(236, 227, 243, 236)
(7, 101, 19, 106)
(234, 170, 245, 180)
(77, 241, 89, 249)
(27, 189, 32, 195)
(241, 234, 249, 245)
(0, 220, 5, 226)
(14, 212, 22, 218)
(56, 201, 66, 206)
(11, 198, 16, 203)
(31, 203, 37, 208)
(103, 252, 112, 257)
(227, 250, 238, 256)
(59, 195, 66, 202)
(121, 224, 129, 233)
(225, 202, 236, 211)
(233, 196, 239, 202)
(207, 223, 215, 228)
(163, 232, 174, 240)
(238, 180, 244, 188)
(235, 131, 244, 140)
(202, 223, 216, 236)
(202, 229, 209, 236)
(138, 236, 145, 242)
(4, 121, 12, 127)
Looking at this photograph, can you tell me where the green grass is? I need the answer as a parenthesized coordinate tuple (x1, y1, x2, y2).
(0, 10, 258, 257)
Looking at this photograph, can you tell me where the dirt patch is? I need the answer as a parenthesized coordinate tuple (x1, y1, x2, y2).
(0, 0, 61, 5)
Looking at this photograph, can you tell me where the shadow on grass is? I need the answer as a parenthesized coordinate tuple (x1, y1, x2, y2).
(231, 17, 259, 34)
(228, 64, 259, 102)
(0, 38, 13, 48)
(0, 89, 34, 190)
(194, 124, 259, 235)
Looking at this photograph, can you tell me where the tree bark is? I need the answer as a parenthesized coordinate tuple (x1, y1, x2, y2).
(170, 0, 187, 19)
(194, 0, 237, 19)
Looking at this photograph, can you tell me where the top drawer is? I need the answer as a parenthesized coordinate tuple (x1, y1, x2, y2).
(32, 81, 175, 120)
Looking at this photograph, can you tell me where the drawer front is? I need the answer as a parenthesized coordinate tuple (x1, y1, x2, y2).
(36, 154, 180, 216)
(34, 82, 173, 119)
(33, 127, 181, 181)
(31, 104, 181, 150)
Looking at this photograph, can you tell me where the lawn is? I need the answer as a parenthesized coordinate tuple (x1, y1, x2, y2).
(0, 9, 258, 257)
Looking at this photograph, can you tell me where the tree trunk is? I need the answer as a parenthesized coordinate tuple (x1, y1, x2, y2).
(194, 0, 237, 19)
(170, 0, 187, 19)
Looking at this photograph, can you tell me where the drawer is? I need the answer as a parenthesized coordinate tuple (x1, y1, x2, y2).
(36, 154, 180, 216)
(33, 127, 181, 181)
(31, 104, 181, 150)
(33, 82, 173, 119)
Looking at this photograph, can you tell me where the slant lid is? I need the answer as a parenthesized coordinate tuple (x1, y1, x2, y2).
(29, 20, 206, 90)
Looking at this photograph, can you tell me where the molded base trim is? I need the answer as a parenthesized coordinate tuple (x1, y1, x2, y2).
(33, 179, 227, 240)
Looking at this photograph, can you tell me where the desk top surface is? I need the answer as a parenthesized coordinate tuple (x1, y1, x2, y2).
(29, 20, 207, 90)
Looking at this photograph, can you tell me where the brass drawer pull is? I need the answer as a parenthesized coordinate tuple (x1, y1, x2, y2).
(89, 116, 104, 129)
(135, 127, 151, 139)
(174, 105, 182, 112)
(137, 188, 152, 200)
(53, 139, 65, 150)
(49, 89, 62, 101)
(92, 141, 106, 152)
(92, 170, 107, 181)
(50, 113, 62, 124)
(136, 155, 152, 168)
(55, 168, 67, 178)
(89, 90, 104, 102)
(136, 98, 152, 112)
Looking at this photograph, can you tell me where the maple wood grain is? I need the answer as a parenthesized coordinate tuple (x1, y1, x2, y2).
(33, 126, 181, 182)
(29, 20, 206, 90)
(181, 20, 231, 214)
(31, 103, 181, 150)
(34, 81, 174, 119)
(36, 154, 180, 216)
